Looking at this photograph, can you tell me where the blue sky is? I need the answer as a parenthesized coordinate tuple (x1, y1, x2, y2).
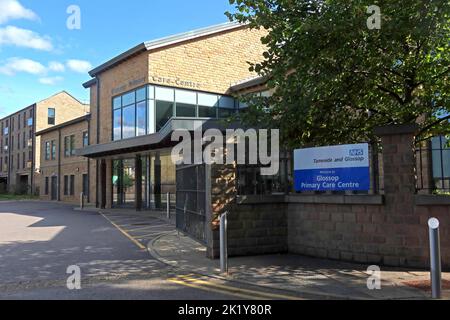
(0, 0, 234, 117)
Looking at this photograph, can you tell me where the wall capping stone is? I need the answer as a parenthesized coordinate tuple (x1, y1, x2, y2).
(236, 194, 286, 205)
(236, 194, 385, 205)
(373, 123, 419, 136)
(415, 194, 450, 206)
(287, 194, 384, 205)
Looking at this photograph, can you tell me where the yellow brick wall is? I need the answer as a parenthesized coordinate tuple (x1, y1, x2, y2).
(148, 27, 267, 94)
(96, 54, 149, 144)
(34, 91, 88, 191)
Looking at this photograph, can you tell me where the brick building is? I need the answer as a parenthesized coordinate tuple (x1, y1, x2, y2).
(72, 21, 449, 269)
(36, 115, 90, 203)
(78, 22, 267, 210)
(0, 91, 89, 194)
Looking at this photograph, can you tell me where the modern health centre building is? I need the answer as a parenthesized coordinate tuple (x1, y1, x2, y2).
(74, 22, 450, 268)
(78, 22, 268, 213)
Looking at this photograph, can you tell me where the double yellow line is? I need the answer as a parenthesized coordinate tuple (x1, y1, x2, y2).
(100, 213, 147, 250)
(168, 274, 302, 300)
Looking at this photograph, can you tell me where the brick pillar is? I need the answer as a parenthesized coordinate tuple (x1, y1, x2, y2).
(374, 124, 419, 210)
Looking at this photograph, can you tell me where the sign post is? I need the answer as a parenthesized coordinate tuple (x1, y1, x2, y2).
(294, 143, 370, 192)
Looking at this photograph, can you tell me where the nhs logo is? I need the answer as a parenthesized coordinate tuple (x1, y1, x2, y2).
(349, 149, 364, 156)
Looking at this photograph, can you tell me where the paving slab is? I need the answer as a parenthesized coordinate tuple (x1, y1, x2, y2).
(149, 230, 450, 300)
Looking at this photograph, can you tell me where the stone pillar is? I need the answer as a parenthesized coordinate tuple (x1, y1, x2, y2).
(374, 124, 419, 211)
(135, 155, 142, 211)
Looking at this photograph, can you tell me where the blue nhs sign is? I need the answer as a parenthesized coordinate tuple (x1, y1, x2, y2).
(294, 143, 370, 192)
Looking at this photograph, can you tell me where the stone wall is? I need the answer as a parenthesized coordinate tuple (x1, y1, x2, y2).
(228, 198, 288, 257)
(208, 160, 287, 258)
(220, 124, 450, 270)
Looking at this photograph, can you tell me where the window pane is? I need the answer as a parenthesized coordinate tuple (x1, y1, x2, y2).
(198, 93, 218, 107)
(155, 87, 174, 102)
(261, 90, 272, 98)
(113, 109, 122, 141)
(238, 101, 248, 109)
(156, 101, 174, 131)
(122, 92, 136, 106)
(113, 97, 122, 109)
(218, 96, 235, 109)
(147, 85, 154, 99)
(432, 137, 442, 149)
(136, 87, 147, 102)
(148, 100, 155, 134)
(122, 104, 136, 139)
(176, 103, 196, 117)
(176, 89, 196, 104)
(70, 136, 76, 156)
(136, 101, 147, 136)
(219, 108, 235, 118)
(198, 105, 217, 118)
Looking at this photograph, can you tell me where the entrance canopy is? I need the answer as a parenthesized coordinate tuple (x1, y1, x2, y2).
(76, 118, 243, 159)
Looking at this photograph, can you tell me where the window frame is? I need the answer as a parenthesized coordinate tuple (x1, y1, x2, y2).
(45, 141, 51, 161)
(48, 108, 56, 125)
(111, 84, 238, 141)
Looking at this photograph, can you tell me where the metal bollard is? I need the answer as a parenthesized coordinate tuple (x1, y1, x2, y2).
(80, 192, 84, 210)
(166, 192, 170, 219)
(220, 211, 229, 274)
(428, 217, 442, 299)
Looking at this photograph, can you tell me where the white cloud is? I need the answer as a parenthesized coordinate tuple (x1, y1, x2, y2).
(0, 57, 46, 75)
(0, 0, 38, 24)
(0, 26, 53, 51)
(39, 76, 63, 85)
(66, 59, 92, 73)
(48, 61, 65, 72)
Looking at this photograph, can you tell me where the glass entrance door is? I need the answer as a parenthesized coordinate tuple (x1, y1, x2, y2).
(113, 159, 136, 207)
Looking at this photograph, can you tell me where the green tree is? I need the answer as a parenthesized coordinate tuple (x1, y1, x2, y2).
(227, 0, 450, 148)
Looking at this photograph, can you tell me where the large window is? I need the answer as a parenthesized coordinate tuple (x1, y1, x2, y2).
(112, 85, 239, 141)
(64, 135, 75, 157)
(45, 141, 51, 160)
(51, 140, 56, 160)
(83, 131, 89, 147)
(64, 175, 75, 196)
(113, 87, 148, 141)
(175, 89, 197, 117)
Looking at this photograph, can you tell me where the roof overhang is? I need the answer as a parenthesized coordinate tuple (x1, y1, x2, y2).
(82, 78, 98, 88)
(76, 118, 247, 159)
(87, 22, 245, 78)
(230, 75, 269, 92)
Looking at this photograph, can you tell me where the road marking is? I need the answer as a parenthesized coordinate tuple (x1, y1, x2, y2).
(100, 213, 146, 250)
(169, 274, 302, 300)
(168, 277, 259, 300)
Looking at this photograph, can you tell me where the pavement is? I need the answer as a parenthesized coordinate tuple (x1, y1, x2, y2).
(147, 221, 450, 300)
(2, 201, 450, 300)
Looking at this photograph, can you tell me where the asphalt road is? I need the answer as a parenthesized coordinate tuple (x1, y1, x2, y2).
(0, 201, 235, 300)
